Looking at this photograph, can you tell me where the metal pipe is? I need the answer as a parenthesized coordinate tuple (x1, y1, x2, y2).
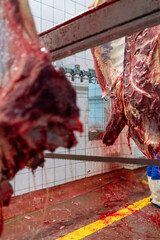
(44, 153, 160, 166)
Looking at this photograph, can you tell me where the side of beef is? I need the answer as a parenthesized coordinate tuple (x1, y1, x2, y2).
(0, 0, 82, 235)
(123, 26, 160, 158)
(91, 38, 126, 145)
(91, 0, 160, 159)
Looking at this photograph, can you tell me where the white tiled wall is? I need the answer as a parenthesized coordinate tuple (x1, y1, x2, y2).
(28, 0, 94, 34)
(10, 0, 144, 196)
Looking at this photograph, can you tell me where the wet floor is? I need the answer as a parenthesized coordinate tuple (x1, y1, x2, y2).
(1, 170, 160, 240)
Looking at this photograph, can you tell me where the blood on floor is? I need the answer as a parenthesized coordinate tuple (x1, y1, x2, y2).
(2, 168, 160, 240)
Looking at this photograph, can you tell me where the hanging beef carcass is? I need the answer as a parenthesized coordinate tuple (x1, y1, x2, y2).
(0, 0, 82, 234)
(91, 0, 160, 158)
(90, 0, 127, 146)
(123, 27, 160, 158)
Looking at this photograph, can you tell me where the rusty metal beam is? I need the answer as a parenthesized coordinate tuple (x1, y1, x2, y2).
(39, 0, 160, 61)
(44, 153, 160, 166)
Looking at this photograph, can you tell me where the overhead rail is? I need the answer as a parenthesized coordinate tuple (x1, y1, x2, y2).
(40, 0, 160, 61)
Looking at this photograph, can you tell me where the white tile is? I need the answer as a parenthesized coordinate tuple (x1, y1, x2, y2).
(29, 0, 41, 18)
(85, 59, 94, 69)
(76, 4, 85, 14)
(64, 56, 76, 67)
(35, 166, 43, 172)
(17, 168, 29, 175)
(75, 136, 86, 150)
(76, 0, 85, 5)
(14, 189, 30, 196)
(30, 170, 43, 189)
(82, 65, 89, 71)
(68, 147, 76, 155)
(76, 51, 85, 59)
(55, 147, 67, 154)
(15, 173, 29, 191)
(30, 185, 43, 191)
(79, 99, 88, 112)
(86, 49, 93, 60)
(42, 4, 53, 22)
(33, 16, 41, 33)
(80, 110, 88, 124)
(45, 158, 54, 169)
(76, 162, 86, 176)
(66, 178, 73, 183)
(55, 180, 65, 186)
(54, 8, 65, 24)
(66, 159, 76, 166)
(76, 175, 85, 180)
(75, 149, 85, 156)
(66, 73, 72, 82)
(42, 19, 54, 32)
(65, 13, 74, 21)
(43, 168, 54, 184)
(47, 182, 55, 188)
(66, 164, 75, 179)
(85, 0, 94, 7)
(85, 161, 98, 176)
(56, 60, 64, 67)
(54, 0, 65, 11)
(66, 0, 76, 15)
(76, 57, 86, 70)
(42, 0, 54, 7)
(55, 166, 65, 182)
(55, 159, 66, 167)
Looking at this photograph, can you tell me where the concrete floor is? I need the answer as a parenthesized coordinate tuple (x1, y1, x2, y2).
(1, 169, 160, 240)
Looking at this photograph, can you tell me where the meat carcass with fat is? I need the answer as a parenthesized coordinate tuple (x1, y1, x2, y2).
(123, 27, 160, 158)
(90, 0, 126, 145)
(91, 0, 160, 158)
(91, 38, 127, 145)
(0, 0, 82, 233)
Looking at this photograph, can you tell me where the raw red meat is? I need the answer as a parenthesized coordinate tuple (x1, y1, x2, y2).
(123, 26, 160, 158)
(0, 0, 82, 234)
(91, 38, 127, 146)
(91, 1, 160, 158)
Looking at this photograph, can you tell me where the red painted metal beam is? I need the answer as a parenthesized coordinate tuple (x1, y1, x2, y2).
(39, 0, 160, 61)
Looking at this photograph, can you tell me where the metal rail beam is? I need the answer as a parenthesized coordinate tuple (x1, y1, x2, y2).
(44, 153, 160, 166)
(39, 0, 160, 61)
